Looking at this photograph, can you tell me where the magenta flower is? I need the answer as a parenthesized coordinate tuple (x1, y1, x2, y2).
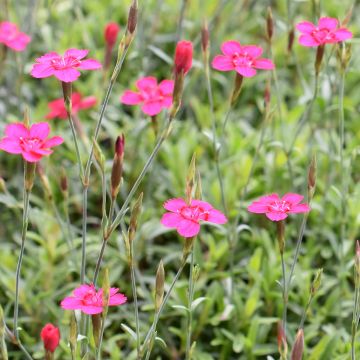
(248, 193, 310, 222)
(297, 17, 352, 47)
(46, 92, 97, 120)
(121, 76, 174, 116)
(0, 122, 63, 162)
(61, 284, 127, 315)
(0, 21, 31, 51)
(212, 40, 274, 77)
(161, 198, 227, 238)
(30, 48, 102, 83)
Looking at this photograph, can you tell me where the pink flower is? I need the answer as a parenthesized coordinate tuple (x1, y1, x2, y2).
(212, 40, 274, 77)
(120, 76, 174, 116)
(40, 323, 60, 353)
(174, 40, 193, 75)
(0, 122, 63, 162)
(30, 48, 102, 83)
(104, 22, 120, 48)
(161, 198, 227, 238)
(247, 193, 310, 222)
(60, 284, 127, 315)
(296, 17, 352, 47)
(46, 92, 97, 120)
(0, 21, 31, 51)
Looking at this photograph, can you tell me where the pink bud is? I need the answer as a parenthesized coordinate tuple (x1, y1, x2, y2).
(115, 134, 125, 158)
(291, 329, 304, 360)
(174, 40, 193, 75)
(104, 22, 120, 48)
(40, 323, 60, 353)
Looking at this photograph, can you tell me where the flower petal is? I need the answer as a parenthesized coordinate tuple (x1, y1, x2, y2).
(30, 63, 56, 78)
(298, 34, 319, 47)
(212, 55, 234, 71)
(30, 122, 50, 140)
(80, 306, 103, 315)
(235, 66, 257, 77)
(5, 123, 28, 138)
(158, 79, 175, 95)
(290, 204, 311, 214)
(206, 209, 227, 224)
(109, 293, 127, 306)
(334, 28, 353, 41)
(79, 96, 97, 109)
(177, 219, 200, 238)
(73, 284, 94, 297)
(60, 297, 83, 310)
(163, 198, 187, 212)
(221, 40, 242, 56)
(190, 200, 213, 211)
(136, 77, 157, 91)
(78, 59, 102, 70)
(266, 212, 288, 221)
(0, 138, 22, 154)
(242, 45, 263, 57)
(258, 194, 280, 204)
(161, 213, 183, 228)
(65, 48, 89, 59)
(296, 21, 316, 34)
(253, 58, 274, 70)
(318, 17, 338, 30)
(120, 90, 143, 105)
(247, 202, 269, 214)
(21, 151, 43, 162)
(141, 101, 163, 116)
(54, 68, 81, 83)
(282, 193, 304, 205)
(44, 136, 64, 148)
(35, 52, 60, 64)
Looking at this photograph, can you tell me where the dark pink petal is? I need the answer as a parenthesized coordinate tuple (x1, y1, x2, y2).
(54, 68, 81, 82)
(206, 209, 227, 224)
(60, 297, 83, 310)
(108, 293, 127, 306)
(258, 194, 280, 204)
(221, 40, 242, 56)
(30, 122, 50, 140)
(177, 219, 200, 238)
(33, 148, 53, 155)
(334, 28, 353, 41)
(65, 48, 89, 59)
(247, 202, 269, 214)
(79, 96, 97, 109)
(78, 59, 102, 70)
(44, 136, 64, 148)
(253, 58, 275, 70)
(163, 198, 187, 212)
(71, 93, 82, 105)
(296, 21, 316, 34)
(81, 305, 103, 315)
(30, 63, 56, 78)
(73, 284, 94, 297)
(161, 94, 173, 108)
(7, 33, 31, 51)
(266, 212, 288, 221)
(211, 55, 234, 71)
(120, 90, 143, 105)
(0, 138, 22, 154)
(298, 34, 319, 47)
(21, 151, 43, 162)
(242, 45, 263, 57)
(158, 79, 175, 95)
(35, 52, 60, 64)
(282, 193, 304, 205)
(318, 17, 338, 30)
(5, 123, 28, 138)
(141, 101, 163, 116)
(161, 213, 183, 227)
(235, 66, 257, 77)
(290, 203, 311, 213)
(136, 77, 157, 91)
(191, 200, 213, 211)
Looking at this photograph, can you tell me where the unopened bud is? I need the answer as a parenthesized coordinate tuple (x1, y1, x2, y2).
(155, 260, 165, 313)
(0, 177, 6, 193)
(291, 329, 304, 360)
(127, 0, 138, 35)
(174, 40, 193, 76)
(104, 22, 120, 49)
(61, 82, 72, 114)
(337, 43, 352, 73)
(37, 164, 53, 201)
(111, 135, 125, 199)
(92, 313, 101, 348)
(264, 79, 271, 107)
(287, 27, 295, 53)
(310, 268, 323, 296)
(195, 170, 202, 200)
(307, 155, 316, 199)
(60, 168, 68, 194)
(182, 237, 195, 262)
(0, 305, 7, 360)
(128, 192, 143, 244)
(315, 44, 325, 76)
(230, 74, 243, 106)
(186, 154, 196, 204)
(277, 321, 288, 359)
(201, 21, 209, 54)
(276, 220, 285, 254)
(25, 162, 36, 192)
(266, 7, 274, 42)
(192, 264, 200, 282)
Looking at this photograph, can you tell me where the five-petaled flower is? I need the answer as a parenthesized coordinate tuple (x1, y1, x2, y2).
(212, 40, 274, 77)
(247, 193, 310, 221)
(30, 48, 102, 83)
(121, 76, 174, 116)
(296, 17, 352, 47)
(161, 198, 227, 238)
(0, 122, 64, 162)
(60, 284, 127, 315)
(46, 92, 97, 120)
(40, 323, 60, 353)
(0, 21, 31, 51)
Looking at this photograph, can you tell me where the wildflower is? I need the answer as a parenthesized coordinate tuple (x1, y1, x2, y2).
(212, 40, 274, 77)
(248, 193, 310, 221)
(161, 198, 227, 238)
(0, 122, 63, 162)
(104, 22, 120, 48)
(40, 323, 60, 353)
(174, 40, 193, 75)
(296, 17, 352, 47)
(121, 76, 174, 116)
(46, 92, 96, 120)
(0, 21, 30, 51)
(60, 284, 127, 315)
(30, 48, 102, 83)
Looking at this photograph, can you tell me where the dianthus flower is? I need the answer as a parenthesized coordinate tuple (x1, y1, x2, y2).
(40, 323, 60, 353)
(0, 21, 31, 51)
(161, 198, 227, 238)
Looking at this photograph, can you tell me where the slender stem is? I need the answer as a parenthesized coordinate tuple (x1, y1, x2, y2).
(186, 251, 195, 359)
(351, 282, 359, 360)
(176, 0, 188, 42)
(130, 250, 141, 356)
(280, 252, 287, 339)
(140, 259, 187, 358)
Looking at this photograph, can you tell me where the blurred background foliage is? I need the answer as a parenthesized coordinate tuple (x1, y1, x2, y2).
(1, 0, 360, 358)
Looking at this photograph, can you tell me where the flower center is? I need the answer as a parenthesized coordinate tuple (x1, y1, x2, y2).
(19, 137, 40, 150)
(82, 290, 101, 306)
(180, 205, 209, 222)
(232, 52, 254, 68)
(51, 56, 81, 70)
(269, 201, 291, 213)
(312, 28, 336, 43)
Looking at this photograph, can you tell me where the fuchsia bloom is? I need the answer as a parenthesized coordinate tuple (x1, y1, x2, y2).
(40, 323, 60, 353)
(212, 40, 274, 77)
(174, 40, 193, 75)
(60, 284, 127, 315)
(121, 76, 174, 116)
(30, 48, 102, 83)
(296, 17, 352, 47)
(0, 21, 31, 51)
(0, 122, 63, 162)
(161, 198, 227, 238)
(46, 92, 97, 119)
(104, 22, 120, 48)
(248, 193, 310, 222)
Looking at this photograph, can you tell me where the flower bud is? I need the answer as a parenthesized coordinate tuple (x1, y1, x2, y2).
(92, 314, 101, 348)
(0, 177, 6, 193)
(186, 153, 196, 204)
(155, 260, 165, 313)
(127, 0, 138, 35)
(37, 163, 53, 201)
(287, 27, 295, 53)
(182, 237, 195, 263)
(174, 40, 193, 76)
(264, 78, 271, 108)
(307, 155, 316, 200)
(61, 82, 72, 114)
(40, 323, 60, 354)
(310, 268, 323, 296)
(111, 134, 125, 199)
(266, 7, 274, 42)
(230, 73, 243, 106)
(0, 305, 7, 360)
(60, 167, 68, 195)
(277, 321, 288, 359)
(337, 42, 352, 73)
(25, 161, 36, 192)
(128, 192, 143, 244)
(291, 329, 304, 360)
(104, 22, 120, 49)
(201, 21, 209, 54)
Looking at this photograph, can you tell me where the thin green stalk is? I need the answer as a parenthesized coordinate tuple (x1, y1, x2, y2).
(176, 0, 188, 42)
(140, 258, 188, 359)
(351, 282, 359, 360)
(280, 252, 287, 338)
(186, 251, 195, 360)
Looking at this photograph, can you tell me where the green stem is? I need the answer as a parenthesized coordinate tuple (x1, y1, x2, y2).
(280, 252, 287, 339)
(130, 251, 141, 356)
(186, 251, 195, 359)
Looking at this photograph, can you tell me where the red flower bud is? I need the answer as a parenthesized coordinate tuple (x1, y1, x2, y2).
(104, 22, 120, 48)
(115, 134, 125, 158)
(174, 40, 193, 75)
(40, 323, 60, 353)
